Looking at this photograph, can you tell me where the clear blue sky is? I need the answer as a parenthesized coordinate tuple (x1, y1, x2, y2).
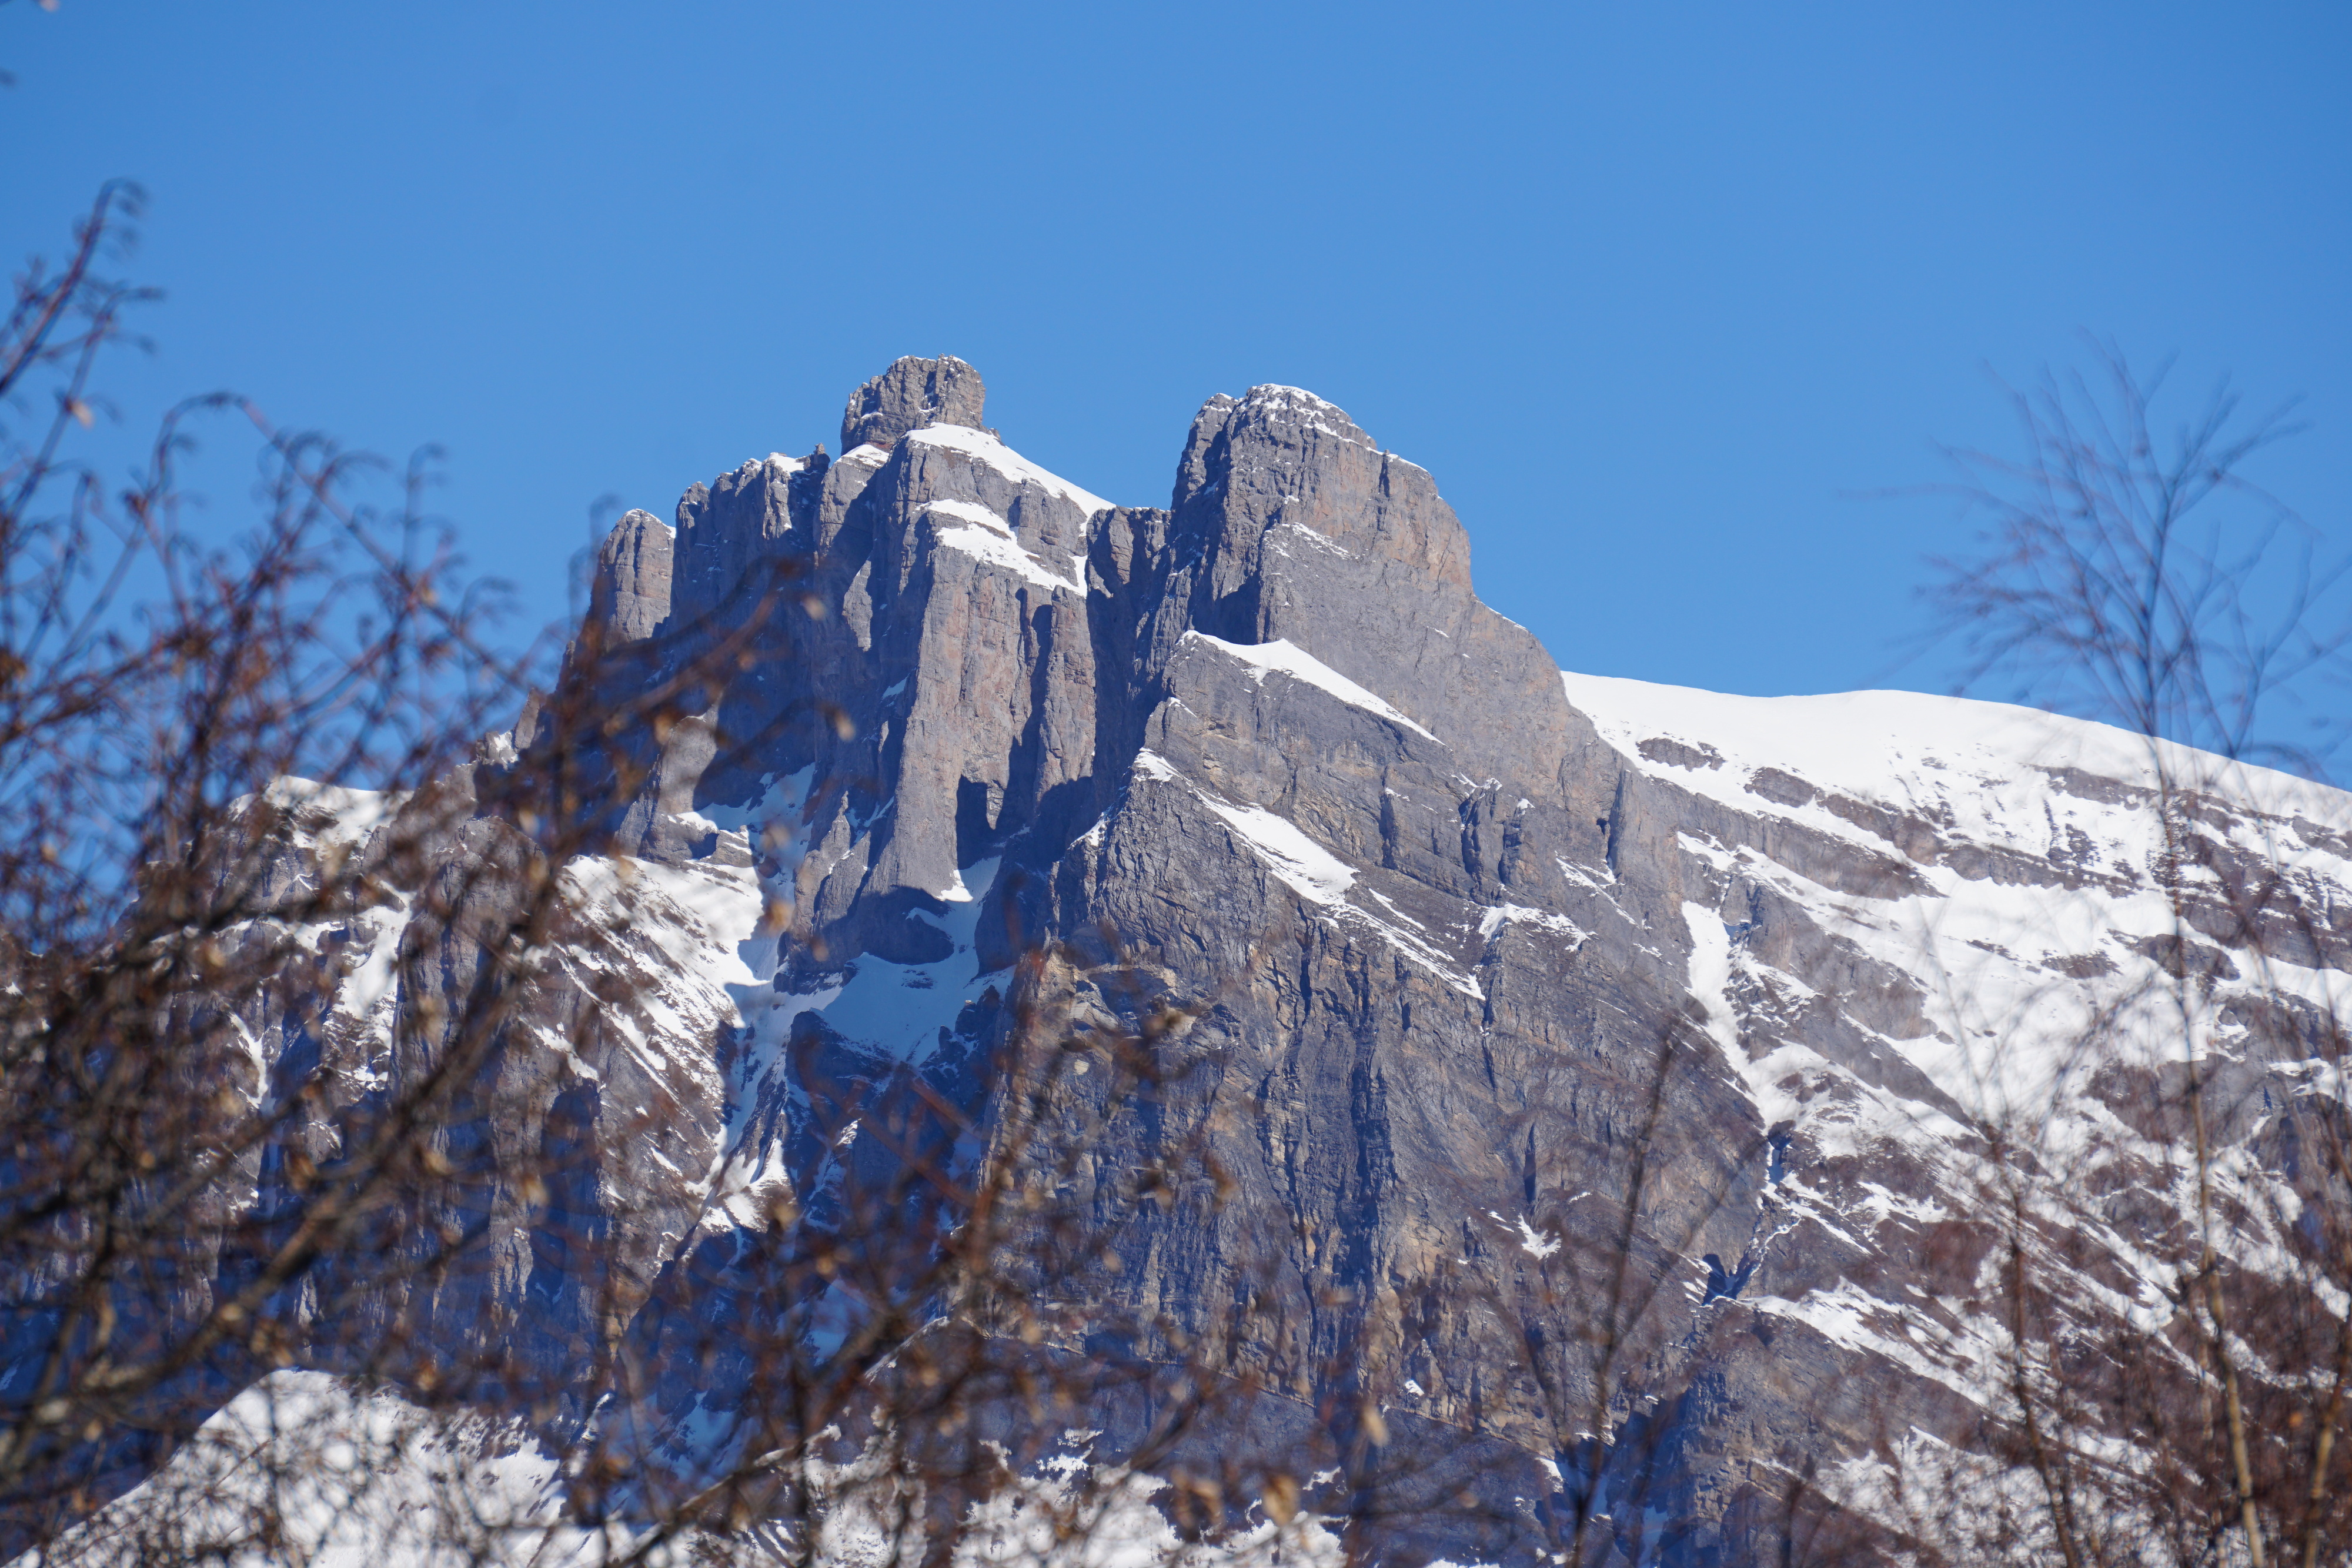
(8, 2, 2347, 701)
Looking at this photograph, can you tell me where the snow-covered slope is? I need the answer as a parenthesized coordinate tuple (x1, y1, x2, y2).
(1563, 671, 2352, 1116)
(1561, 670, 2352, 1551)
(40, 1375, 1354, 1568)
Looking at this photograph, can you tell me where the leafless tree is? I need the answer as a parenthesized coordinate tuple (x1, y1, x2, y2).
(0, 177, 569, 1550)
(0, 186, 1354, 1568)
(1900, 343, 2352, 1566)
(1926, 340, 2348, 777)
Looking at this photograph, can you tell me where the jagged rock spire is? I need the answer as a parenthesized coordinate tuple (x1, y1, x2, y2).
(838, 355, 986, 454)
(586, 509, 673, 643)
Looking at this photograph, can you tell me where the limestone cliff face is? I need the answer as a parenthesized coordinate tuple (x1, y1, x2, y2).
(549, 357, 2352, 1562)
(86, 357, 2352, 1564)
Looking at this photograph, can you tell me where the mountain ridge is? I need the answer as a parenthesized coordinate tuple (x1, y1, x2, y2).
(46, 355, 2352, 1567)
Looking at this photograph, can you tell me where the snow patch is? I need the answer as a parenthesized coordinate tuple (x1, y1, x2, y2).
(923, 501, 1084, 594)
(784, 858, 1007, 1067)
(1183, 632, 1439, 742)
(1487, 1209, 1562, 1259)
(905, 424, 1117, 517)
(1477, 902, 1586, 945)
(1198, 800, 1356, 905)
(24, 1370, 595, 1568)
(259, 776, 404, 855)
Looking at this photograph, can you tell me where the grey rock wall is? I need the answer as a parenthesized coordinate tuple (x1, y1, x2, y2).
(100, 357, 2352, 1567)
(840, 353, 988, 454)
(587, 507, 673, 642)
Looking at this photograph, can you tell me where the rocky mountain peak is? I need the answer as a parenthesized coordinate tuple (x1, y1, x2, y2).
(77, 353, 2352, 1567)
(1173, 381, 1474, 589)
(587, 507, 673, 644)
(838, 353, 987, 455)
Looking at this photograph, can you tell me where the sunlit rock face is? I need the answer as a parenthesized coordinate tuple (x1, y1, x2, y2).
(101, 356, 2352, 1566)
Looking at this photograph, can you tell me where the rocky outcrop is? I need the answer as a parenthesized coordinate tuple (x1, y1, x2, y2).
(840, 354, 988, 454)
(587, 508, 673, 642)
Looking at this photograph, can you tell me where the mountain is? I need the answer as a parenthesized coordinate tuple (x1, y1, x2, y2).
(46, 358, 2352, 1566)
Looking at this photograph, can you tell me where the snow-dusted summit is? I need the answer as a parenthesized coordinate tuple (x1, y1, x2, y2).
(57, 357, 2352, 1566)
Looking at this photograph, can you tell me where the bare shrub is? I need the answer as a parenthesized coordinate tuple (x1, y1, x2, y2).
(0, 189, 1332, 1568)
(1909, 345, 2352, 1567)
